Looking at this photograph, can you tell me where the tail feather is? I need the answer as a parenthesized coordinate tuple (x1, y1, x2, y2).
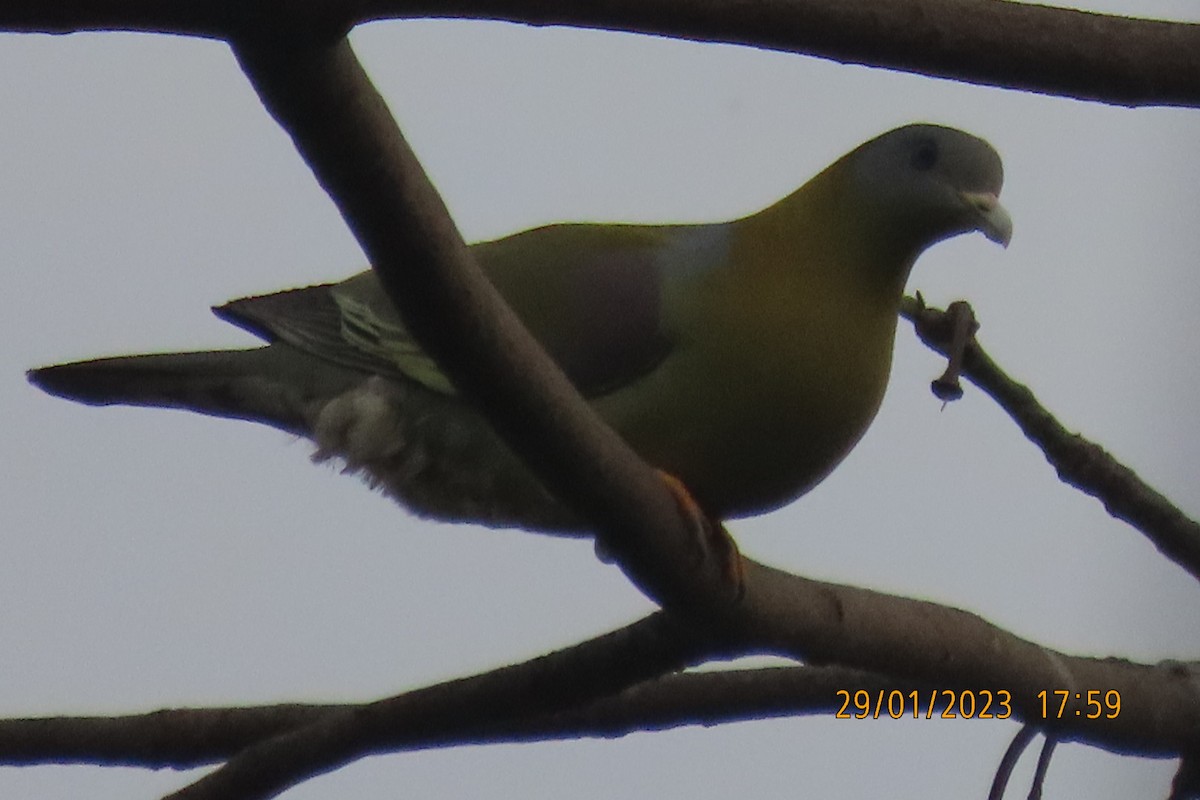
(28, 344, 363, 437)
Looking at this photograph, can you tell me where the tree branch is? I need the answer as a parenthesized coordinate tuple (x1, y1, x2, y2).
(374, 0, 1200, 108)
(0, 666, 908, 769)
(2, 608, 1196, 789)
(163, 612, 724, 800)
(901, 296, 1200, 584)
(231, 31, 740, 619)
(1, 0, 1198, 108)
(735, 562, 1200, 757)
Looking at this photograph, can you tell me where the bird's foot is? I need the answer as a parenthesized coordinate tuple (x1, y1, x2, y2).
(656, 470, 745, 598)
(908, 293, 979, 403)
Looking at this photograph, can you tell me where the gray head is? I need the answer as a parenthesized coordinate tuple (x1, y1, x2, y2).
(841, 123, 1012, 253)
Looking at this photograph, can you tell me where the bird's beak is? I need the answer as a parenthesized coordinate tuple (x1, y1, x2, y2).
(960, 191, 1013, 248)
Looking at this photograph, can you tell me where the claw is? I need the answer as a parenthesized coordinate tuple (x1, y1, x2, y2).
(657, 470, 745, 598)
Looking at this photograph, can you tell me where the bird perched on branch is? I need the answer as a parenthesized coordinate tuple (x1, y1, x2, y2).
(31, 124, 1010, 553)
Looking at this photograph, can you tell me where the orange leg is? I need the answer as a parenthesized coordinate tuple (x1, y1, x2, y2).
(656, 469, 745, 597)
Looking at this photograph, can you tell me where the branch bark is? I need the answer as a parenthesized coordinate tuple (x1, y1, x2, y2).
(1, 0, 1198, 108)
(163, 612, 723, 800)
(0, 666, 909, 769)
(1, 606, 1196, 790)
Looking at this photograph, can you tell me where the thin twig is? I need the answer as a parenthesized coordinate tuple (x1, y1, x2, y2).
(901, 295, 1200, 583)
(989, 725, 1038, 800)
(1029, 735, 1057, 800)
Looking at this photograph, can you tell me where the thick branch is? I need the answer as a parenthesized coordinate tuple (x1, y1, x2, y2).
(78, 573, 1200, 795)
(232, 33, 739, 615)
(377, 0, 1200, 108)
(1, 0, 1198, 108)
(2, 603, 1196, 784)
(735, 562, 1200, 757)
(902, 296, 1200, 584)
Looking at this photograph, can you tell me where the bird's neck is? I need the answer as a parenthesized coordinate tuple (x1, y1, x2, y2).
(733, 167, 919, 313)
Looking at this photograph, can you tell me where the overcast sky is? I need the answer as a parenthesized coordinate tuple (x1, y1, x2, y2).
(2, 2, 1199, 798)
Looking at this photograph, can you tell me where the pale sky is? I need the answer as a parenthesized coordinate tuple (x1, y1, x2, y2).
(2, 3, 1199, 798)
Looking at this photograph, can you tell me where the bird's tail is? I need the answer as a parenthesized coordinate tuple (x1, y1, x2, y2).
(28, 345, 361, 436)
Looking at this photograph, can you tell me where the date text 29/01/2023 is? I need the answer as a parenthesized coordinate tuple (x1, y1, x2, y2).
(834, 689, 1122, 721)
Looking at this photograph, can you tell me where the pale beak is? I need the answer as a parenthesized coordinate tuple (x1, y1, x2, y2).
(961, 190, 1013, 248)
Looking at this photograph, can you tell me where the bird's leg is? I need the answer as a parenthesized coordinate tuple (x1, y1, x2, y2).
(908, 293, 979, 403)
(929, 300, 979, 402)
(656, 470, 746, 598)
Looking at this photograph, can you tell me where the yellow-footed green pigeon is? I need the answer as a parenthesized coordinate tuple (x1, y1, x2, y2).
(30, 123, 1011, 536)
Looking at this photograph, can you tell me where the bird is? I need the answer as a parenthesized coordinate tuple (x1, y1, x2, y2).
(30, 123, 1011, 549)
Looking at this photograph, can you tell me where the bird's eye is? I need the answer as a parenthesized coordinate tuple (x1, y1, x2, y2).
(911, 138, 939, 171)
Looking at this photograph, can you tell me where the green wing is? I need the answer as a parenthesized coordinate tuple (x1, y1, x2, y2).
(218, 223, 685, 397)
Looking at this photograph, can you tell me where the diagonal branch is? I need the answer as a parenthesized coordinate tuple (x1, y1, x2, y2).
(3, 591, 1197, 791)
(148, 570, 1200, 796)
(0, 666, 913, 769)
(162, 612, 725, 800)
(901, 296, 1200, 584)
(0, 0, 1198, 108)
(230, 31, 738, 616)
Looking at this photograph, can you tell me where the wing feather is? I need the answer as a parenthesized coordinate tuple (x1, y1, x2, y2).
(215, 223, 690, 397)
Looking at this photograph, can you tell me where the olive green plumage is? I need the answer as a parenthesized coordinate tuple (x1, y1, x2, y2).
(30, 124, 1010, 533)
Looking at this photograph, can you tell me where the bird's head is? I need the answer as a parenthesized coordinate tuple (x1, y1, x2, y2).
(842, 123, 1012, 255)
